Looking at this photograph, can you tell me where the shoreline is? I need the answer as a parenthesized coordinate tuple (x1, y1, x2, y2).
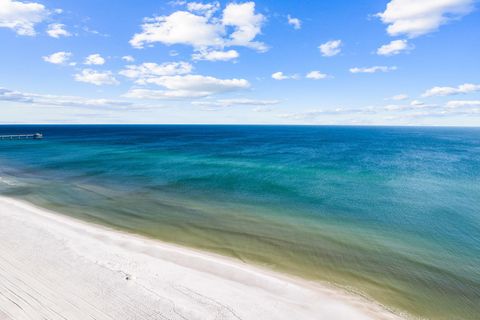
(0, 195, 403, 320)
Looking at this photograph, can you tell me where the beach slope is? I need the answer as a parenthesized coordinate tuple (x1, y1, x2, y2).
(0, 196, 400, 320)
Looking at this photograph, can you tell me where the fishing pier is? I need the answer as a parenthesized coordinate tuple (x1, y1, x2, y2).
(0, 133, 43, 140)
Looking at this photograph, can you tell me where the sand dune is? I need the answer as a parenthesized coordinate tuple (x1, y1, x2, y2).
(0, 196, 401, 320)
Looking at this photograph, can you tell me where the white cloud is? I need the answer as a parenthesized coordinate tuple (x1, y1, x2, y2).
(446, 100, 480, 108)
(272, 102, 480, 124)
(123, 89, 178, 99)
(272, 71, 328, 80)
(381, 101, 438, 111)
(119, 62, 193, 83)
(277, 108, 361, 121)
(271, 72, 287, 80)
(84, 53, 106, 65)
(124, 75, 250, 99)
(0, 87, 147, 109)
(192, 49, 239, 61)
(130, 11, 223, 49)
(169, 0, 187, 6)
(410, 100, 425, 106)
(186, 1, 219, 18)
(46, 23, 70, 38)
(253, 106, 273, 112)
(350, 66, 397, 73)
(377, 0, 474, 38)
(272, 72, 291, 80)
(192, 98, 280, 108)
(389, 94, 409, 100)
(122, 55, 135, 62)
(82, 26, 108, 37)
(422, 83, 480, 97)
(0, 0, 50, 36)
(42, 51, 72, 65)
(222, 2, 266, 51)
(377, 39, 413, 56)
(74, 69, 119, 86)
(319, 40, 342, 57)
(383, 104, 404, 111)
(130, 1, 266, 52)
(306, 71, 328, 80)
(287, 14, 301, 30)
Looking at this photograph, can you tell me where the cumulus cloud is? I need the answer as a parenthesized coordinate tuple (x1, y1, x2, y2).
(222, 2, 266, 51)
(46, 23, 70, 38)
(422, 83, 480, 97)
(377, 0, 474, 38)
(84, 53, 106, 65)
(74, 69, 119, 86)
(271, 71, 301, 80)
(306, 71, 328, 80)
(42, 51, 72, 65)
(0, 87, 148, 109)
(129, 1, 266, 53)
(192, 98, 280, 108)
(319, 40, 342, 57)
(0, 0, 50, 36)
(350, 66, 397, 73)
(119, 62, 193, 83)
(377, 39, 413, 56)
(122, 55, 135, 62)
(192, 49, 239, 61)
(271, 72, 287, 80)
(124, 75, 250, 99)
(130, 11, 222, 48)
(287, 15, 301, 30)
(186, 1, 219, 18)
(120, 60, 248, 99)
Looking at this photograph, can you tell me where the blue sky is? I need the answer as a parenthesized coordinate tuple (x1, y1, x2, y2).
(1, 0, 479, 125)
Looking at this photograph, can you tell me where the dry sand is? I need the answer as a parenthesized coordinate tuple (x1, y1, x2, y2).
(0, 196, 402, 320)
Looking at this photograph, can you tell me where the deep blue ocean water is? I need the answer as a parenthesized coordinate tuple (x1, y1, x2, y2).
(0, 125, 479, 319)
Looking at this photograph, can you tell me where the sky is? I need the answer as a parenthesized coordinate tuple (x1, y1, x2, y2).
(0, 0, 479, 125)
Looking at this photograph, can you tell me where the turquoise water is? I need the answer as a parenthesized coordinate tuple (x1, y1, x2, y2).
(0, 125, 479, 319)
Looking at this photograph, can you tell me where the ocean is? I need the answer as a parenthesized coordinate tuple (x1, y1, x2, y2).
(0, 125, 479, 319)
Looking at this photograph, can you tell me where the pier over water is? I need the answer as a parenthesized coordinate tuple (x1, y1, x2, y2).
(0, 133, 43, 140)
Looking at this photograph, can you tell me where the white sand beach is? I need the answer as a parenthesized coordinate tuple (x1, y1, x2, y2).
(0, 196, 402, 320)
